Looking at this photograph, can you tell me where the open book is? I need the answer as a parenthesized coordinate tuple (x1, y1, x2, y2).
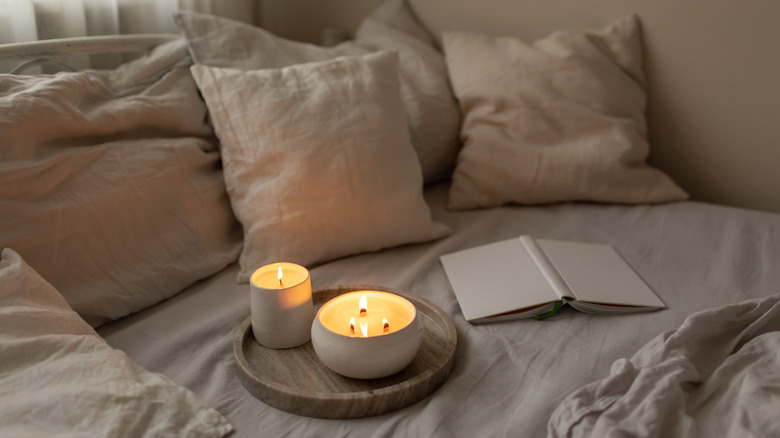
(440, 235, 666, 323)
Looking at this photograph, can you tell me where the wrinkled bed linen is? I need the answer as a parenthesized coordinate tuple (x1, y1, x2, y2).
(549, 294, 780, 438)
(0, 39, 242, 327)
(99, 183, 780, 437)
(0, 249, 233, 438)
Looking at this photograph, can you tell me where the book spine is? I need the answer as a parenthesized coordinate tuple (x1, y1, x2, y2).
(519, 235, 575, 301)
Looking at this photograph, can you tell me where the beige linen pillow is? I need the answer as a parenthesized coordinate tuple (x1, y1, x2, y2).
(0, 39, 242, 327)
(354, 0, 461, 182)
(175, 0, 460, 182)
(444, 15, 688, 209)
(0, 248, 233, 437)
(190, 51, 449, 283)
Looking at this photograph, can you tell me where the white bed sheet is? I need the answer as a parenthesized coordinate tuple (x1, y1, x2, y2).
(98, 182, 780, 437)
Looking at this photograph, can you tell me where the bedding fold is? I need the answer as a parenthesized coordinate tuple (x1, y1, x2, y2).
(0, 248, 233, 438)
(548, 294, 780, 438)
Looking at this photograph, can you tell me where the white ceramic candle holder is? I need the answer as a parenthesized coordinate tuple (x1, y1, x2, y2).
(250, 262, 314, 349)
(311, 291, 423, 379)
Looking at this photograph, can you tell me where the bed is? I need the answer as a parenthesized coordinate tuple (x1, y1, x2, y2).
(2, 0, 779, 437)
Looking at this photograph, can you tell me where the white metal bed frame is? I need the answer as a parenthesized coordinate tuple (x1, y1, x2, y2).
(0, 34, 178, 74)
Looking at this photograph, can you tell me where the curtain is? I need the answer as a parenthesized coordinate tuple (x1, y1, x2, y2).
(0, 0, 256, 71)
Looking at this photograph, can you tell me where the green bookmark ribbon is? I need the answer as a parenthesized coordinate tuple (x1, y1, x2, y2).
(534, 300, 564, 321)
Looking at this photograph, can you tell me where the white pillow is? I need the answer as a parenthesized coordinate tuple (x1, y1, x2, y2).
(0, 39, 242, 327)
(354, 0, 461, 182)
(0, 248, 233, 437)
(444, 15, 688, 209)
(175, 0, 460, 182)
(190, 51, 449, 283)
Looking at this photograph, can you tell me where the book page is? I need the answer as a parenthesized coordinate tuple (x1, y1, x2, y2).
(519, 235, 574, 301)
(440, 239, 557, 322)
(536, 239, 666, 309)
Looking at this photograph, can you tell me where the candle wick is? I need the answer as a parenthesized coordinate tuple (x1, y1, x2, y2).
(279, 278, 284, 288)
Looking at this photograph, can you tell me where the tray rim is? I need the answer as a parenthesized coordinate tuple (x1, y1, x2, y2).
(232, 285, 458, 418)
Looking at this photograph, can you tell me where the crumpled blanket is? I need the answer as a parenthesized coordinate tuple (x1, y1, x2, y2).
(548, 294, 780, 438)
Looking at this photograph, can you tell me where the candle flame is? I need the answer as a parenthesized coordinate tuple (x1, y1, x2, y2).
(382, 318, 390, 333)
(359, 294, 367, 317)
(360, 319, 368, 337)
(349, 317, 356, 335)
(277, 265, 283, 288)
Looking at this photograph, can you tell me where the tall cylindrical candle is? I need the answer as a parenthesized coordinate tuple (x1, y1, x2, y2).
(250, 262, 314, 349)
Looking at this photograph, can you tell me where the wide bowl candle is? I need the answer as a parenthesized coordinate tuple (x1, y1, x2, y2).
(250, 262, 314, 349)
(311, 291, 423, 379)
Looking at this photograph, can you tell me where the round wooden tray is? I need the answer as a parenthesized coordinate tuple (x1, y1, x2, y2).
(233, 285, 457, 419)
